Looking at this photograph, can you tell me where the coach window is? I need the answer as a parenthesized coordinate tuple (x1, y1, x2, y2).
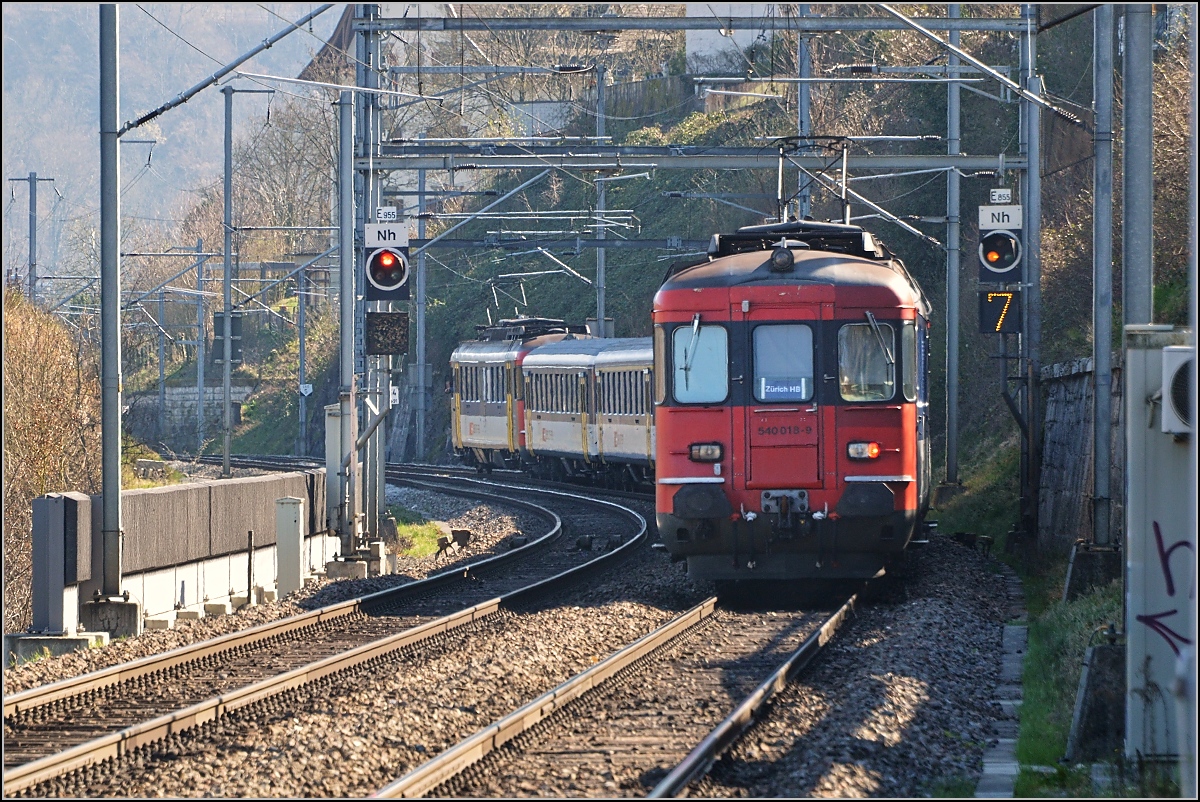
(753, 324, 814, 403)
(672, 322, 728, 404)
(838, 321, 895, 402)
(902, 322, 917, 402)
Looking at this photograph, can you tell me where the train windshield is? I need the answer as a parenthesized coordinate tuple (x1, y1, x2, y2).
(753, 324, 814, 402)
(838, 322, 895, 401)
(672, 324, 728, 403)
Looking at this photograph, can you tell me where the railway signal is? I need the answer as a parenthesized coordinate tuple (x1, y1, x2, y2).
(364, 246, 410, 301)
(977, 203, 1023, 283)
(978, 230, 1022, 279)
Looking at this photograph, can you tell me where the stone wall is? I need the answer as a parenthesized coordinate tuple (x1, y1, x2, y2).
(1038, 356, 1124, 551)
(125, 384, 254, 451)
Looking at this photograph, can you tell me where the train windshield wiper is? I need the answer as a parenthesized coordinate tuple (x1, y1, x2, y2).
(864, 311, 894, 366)
(682, 313, 701, 389)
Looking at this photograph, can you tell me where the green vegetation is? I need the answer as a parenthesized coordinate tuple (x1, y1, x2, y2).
(929, 437, 1022, 551)
(120, 435, 186, 489)
(929, 775, 979, 798)
(1015, 580, 1122, 796)
(385, 504, 446, 559)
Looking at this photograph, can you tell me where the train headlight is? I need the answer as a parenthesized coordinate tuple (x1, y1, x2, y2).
(689, 443, 723, 462)
(847, 441, 881, 460)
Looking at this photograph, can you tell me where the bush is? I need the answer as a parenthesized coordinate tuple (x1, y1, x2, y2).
(2, 289, 102, 633)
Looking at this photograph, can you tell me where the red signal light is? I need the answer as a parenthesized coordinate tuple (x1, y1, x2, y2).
(365, 247, 410, 299)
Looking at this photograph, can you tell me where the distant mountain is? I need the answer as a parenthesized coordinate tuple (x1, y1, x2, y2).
(2, 3, 342, 280)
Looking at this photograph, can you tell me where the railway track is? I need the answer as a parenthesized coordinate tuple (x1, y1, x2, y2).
(193, 453, 656, 503)
(376, 594, 857, 798)
(2, 473, 647, 797)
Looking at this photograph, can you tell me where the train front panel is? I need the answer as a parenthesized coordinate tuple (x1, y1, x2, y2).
(653, 245, 929, 582)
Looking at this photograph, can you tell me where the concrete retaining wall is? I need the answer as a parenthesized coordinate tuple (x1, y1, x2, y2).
(116, 531, 337, 619)
(75, 469, 336, 620)
(1038, 356, 1125, 552)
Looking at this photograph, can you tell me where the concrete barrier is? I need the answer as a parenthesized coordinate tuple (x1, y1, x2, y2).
(54, 469, 336, 632)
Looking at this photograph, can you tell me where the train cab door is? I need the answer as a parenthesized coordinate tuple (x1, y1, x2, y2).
(731, 288, 825, 494)
(451, 363, 462, 448)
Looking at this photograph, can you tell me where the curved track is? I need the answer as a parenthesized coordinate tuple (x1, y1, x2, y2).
(3, 473, 646, 797)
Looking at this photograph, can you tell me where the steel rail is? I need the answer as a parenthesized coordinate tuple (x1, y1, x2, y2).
(371, 597, 720, 798)
(648, 593, 860, 797)
(4, 481, 647, 794)
(2, 475, 553, 720)
(3, 473, 553, 719)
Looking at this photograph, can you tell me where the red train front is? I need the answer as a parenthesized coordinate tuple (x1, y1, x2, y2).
(653, 221, 932, 582)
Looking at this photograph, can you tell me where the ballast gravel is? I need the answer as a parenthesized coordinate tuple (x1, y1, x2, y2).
(2, 484, 541, 695)
(692, 538, 1014, 797)
(6, 480, 1012, 798)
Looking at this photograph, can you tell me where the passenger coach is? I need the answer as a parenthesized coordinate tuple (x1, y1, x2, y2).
(451, 318, 587, 471)
(653, 221, 932, 582)
(451, 319, 654, 485)
(523, 338, 654, 484)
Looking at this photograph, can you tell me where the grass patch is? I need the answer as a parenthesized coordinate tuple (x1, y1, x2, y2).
(120, 437, 187, 489)
(1014, 764, 1093, 797)
(385, 504, 444, 558)
(929, 436, 1021, 552)
(1016, 580, 1122, 774)
(927, 775, 977, 797)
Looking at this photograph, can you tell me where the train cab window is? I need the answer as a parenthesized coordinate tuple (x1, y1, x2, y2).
(753, 324, 814, 402)
(838, 321, 895, 402)
(653, 325, 667, 405)
(902, 322, 917, 402)
(672, 323, 728, 404)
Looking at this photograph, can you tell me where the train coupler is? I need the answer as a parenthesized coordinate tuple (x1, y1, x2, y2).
(761, 490, 810, 539)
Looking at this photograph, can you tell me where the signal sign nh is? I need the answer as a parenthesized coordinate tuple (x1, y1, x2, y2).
(364, 223, 408, 248)
(978, 205, 1023, 230)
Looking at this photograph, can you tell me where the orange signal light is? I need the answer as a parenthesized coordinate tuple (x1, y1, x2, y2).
(986, 250, 1001, 263)
(867, 441, 881, 459)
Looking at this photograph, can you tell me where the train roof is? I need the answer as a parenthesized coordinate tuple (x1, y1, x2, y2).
(523, 337, 652, 370)
(450, 339, 525, 364)
(659, 248, 930, 316)
(472, 317, 588, 341)
(659, 220, 930, 315)
(593, 338, 653, 370)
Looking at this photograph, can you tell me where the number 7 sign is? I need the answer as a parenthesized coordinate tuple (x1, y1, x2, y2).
(979, 290, 1021, 334)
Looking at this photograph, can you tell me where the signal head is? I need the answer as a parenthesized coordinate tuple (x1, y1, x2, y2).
(365, 247, 410, 300)
(978, 230, 1021, 275)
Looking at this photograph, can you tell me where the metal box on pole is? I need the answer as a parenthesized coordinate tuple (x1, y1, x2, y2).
(1124, 326, 1195, 764)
